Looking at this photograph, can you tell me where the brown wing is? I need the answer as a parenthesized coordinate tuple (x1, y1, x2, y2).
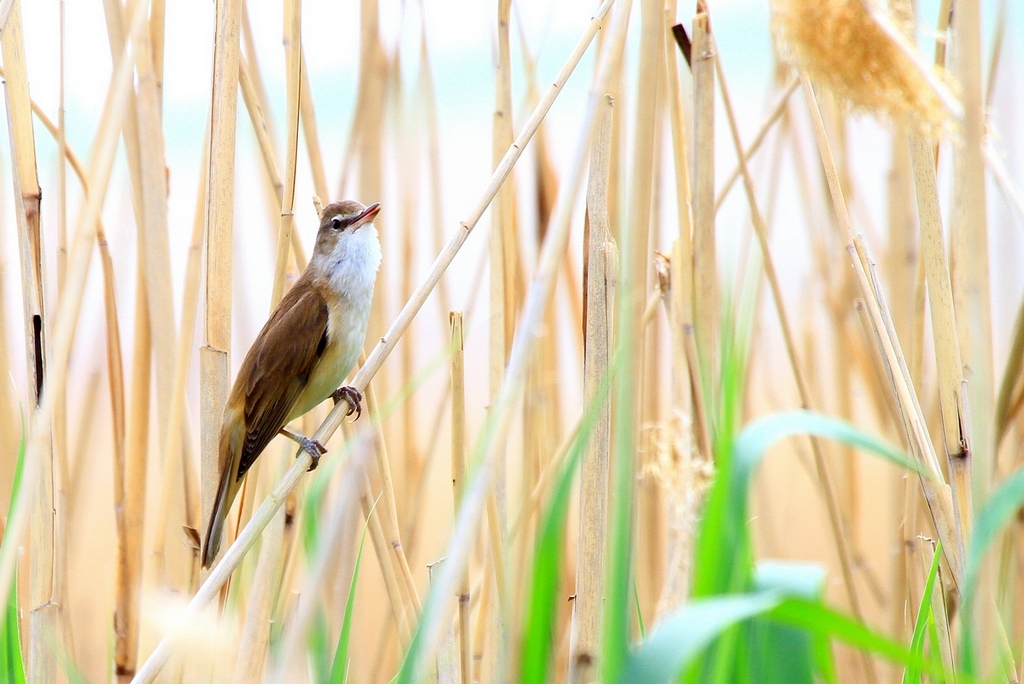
(233, 285, 329, 479)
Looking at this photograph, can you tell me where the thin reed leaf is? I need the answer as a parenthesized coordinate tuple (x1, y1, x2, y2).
(328, 496, 378, 684)
(903, 540, 941, 684)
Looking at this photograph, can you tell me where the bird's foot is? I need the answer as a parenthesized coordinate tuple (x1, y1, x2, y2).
(331, 386, 363, 421)
(298, 435, 328, 471)
(280, 427, 328, 470)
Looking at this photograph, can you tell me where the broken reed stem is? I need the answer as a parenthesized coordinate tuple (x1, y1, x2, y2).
(450, 312, 471, 684)
(799, 77, 965, 588)
(690, 12, 717, 410)
(715, 50, 877, 684)
(132, 2, 616, 678)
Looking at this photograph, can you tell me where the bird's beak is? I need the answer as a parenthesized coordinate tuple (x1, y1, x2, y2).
(351, 202, 381, 230)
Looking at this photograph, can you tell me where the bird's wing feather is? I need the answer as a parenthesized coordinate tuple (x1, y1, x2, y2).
(235, 286, 329, 478)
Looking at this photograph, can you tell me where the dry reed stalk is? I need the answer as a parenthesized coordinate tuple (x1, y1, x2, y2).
(713, 77, 798, 213)
(489, 8, 516, 630)
(355, 0, 388, 353)
(800, 80, 967, 598)
(908, 133, 972, 553)
(132, 0, 176, 455)
(299, 47, 329, 202)
(121, 263, 151, 683)
(945, 0, 1000, 661)
(949, 0, 992, 497)
(270, 0, 303, 310)
(690, 11, 717, 404)
(53, 2, 69, 607)
(0, 0, 149, 651)
(450, 312, 471, 684)
(570, 90, 614, 683)
(134, 2, 617, 675)
(429, 558, 459, 684)
(1, 1, 61, 679)
(361, 380, 421, 625)
(416, 13, 453, 318)
(231, 501, 287, 684)
(200, 0, 242, 560)
(663, 15, 709, 466)
(716, 52, 878, 682)
(149, 122, 209, 585)
(271, 448, 367, 679)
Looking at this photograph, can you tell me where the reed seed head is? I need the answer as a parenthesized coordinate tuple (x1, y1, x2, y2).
(770, 0, 954, 134)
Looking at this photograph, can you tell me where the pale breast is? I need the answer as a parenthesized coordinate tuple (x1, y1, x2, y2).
(286, 225, 380, 420)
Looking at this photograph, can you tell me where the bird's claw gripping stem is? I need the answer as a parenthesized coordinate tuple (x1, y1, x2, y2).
(331, 386, 363, 422)
(298, 436, 328, 471)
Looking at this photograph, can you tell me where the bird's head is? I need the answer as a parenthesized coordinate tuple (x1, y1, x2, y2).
(311, 200, 382, 269)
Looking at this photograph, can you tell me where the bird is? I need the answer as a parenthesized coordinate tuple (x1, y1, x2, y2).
(202, 199, 382, 568)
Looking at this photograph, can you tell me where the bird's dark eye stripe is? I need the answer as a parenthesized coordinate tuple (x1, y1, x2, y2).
(331, 216, 351, 229)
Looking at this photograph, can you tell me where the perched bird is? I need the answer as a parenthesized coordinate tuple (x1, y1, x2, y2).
(202, 200, 382, 568)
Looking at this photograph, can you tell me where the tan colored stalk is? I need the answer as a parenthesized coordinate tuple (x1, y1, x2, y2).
(714, 76, 799, 213)
(355, 0, 387, 348)
(907, 133, 971, 557)
(489, 10, 516, 634)
(949, 0, 996, 668)
(949, 0, 991, 493)
(570, 90, 615, 681)
(231, 502, 287, 684)
(919, 538, 955, 675)
(690, 11, 717, 403)
(716, 51, 876, 683)
(298, 47, 329, 201)
(2, 1, 60, 680)
(0, 0, 149, 640)
(800, 79, 964, 588)
(200, 0, 242, 551)
(663, 13, 709, 465)
(133, 3, 616, 676)
(149, 122, 209, 585)
(450, 312, 471, 684)
(270, 0, 302, 309)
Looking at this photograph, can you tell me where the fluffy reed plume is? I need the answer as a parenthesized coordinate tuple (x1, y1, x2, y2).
(770, 0, 954, 133)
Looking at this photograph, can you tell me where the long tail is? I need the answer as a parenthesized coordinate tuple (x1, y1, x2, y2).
(202, 460, 241, 568)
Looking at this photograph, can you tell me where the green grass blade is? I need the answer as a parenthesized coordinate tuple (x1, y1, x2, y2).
(519, 436, 582, 684)
(902, 540, 941, 684)
(960, 466, 1024, 675)
(624, 592, 784, 683)
(766, 597, 952, 680)
(521, 357, 615, 683)
(328, 495, 380, 684)
(0, 418, 26, 684)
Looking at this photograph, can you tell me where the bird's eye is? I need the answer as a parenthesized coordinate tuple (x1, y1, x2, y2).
(331, 216, 344, 230)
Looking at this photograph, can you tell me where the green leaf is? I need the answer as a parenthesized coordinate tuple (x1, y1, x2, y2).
(903, 540, 941, 684)
(960, 466, 1024, 675)
(747, 561, 826, 684)
(328, 495, 379, 684)
(521, 359, 615, 683)
(0, 416, 26, 684)
(624, 592, 784, 683)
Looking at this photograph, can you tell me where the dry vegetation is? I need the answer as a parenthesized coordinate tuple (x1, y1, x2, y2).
(0, 0, 1022, 682)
